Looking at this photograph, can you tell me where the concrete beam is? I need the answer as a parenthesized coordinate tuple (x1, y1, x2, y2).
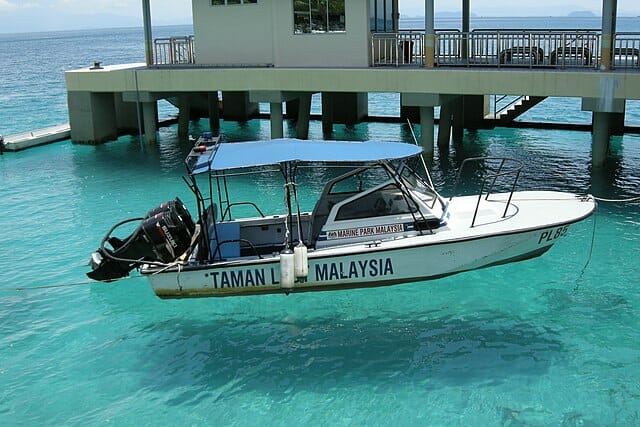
(582, 96, 625, 113)
(122, 91, 168, 103)
(66, 67, 640, 101)
(401, 93, 458, 107)
(249, 91, 301, 103)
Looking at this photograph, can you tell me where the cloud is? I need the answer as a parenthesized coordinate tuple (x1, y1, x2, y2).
(0, 0, 16, 10)
(0, 0, 39, 11)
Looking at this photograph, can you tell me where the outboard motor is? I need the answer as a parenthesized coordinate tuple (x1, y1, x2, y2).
(87, 198, 196, 281)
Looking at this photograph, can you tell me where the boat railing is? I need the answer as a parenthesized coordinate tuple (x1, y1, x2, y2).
(221, 202, 265, 221)
(450, 157, 524, 227)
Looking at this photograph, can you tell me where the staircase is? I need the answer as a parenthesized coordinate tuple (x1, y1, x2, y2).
(488, 95, 547, 124)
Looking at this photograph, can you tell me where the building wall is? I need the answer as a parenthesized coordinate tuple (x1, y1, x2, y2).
(192, 0, 370, 67)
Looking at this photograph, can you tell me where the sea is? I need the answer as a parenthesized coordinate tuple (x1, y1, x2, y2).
(1, 17, 639, 426)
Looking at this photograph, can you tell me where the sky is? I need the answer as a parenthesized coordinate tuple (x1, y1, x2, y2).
(0, 0, 639, 34)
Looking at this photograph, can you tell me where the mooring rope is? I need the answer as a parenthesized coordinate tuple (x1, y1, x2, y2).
(571, 193, 638, 289)
(0, 276, 139, 293)
(574, 211, 598, 292)
(592, 195, 640, 203)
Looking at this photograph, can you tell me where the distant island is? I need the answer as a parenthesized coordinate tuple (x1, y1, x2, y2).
(402, 11, 611, 19)
(567, 11, 597, 18)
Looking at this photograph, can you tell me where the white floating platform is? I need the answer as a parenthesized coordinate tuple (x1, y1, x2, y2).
(2, 123, 71, 152)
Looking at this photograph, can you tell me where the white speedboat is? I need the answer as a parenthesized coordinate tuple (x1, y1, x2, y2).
(87, 137, 596, 298)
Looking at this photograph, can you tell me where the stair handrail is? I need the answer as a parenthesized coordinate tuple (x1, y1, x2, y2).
(493, 95, 527, 119)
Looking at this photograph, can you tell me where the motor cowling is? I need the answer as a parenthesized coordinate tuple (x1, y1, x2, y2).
(87, 197, 196, 281)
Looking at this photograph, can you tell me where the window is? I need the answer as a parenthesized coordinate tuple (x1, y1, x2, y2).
(294, 0, 345, 34)
(212, 0, 257, 5)
(370, 0, 395, 32)
(336, 185, 418, 221)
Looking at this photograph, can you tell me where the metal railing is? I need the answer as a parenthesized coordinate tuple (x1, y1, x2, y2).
(152, 31, 640, 70)
(371, 30, 640, 70)
(154, 36, 195, 65)
(613, 33, 640, 68)
(371, 31, 424, 66)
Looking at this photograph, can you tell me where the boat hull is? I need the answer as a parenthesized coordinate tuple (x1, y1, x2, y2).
(145, 222, 569, 298)
(142, 191, 596, 298)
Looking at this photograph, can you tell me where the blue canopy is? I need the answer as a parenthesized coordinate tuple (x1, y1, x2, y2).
(192, 138, 422, 175)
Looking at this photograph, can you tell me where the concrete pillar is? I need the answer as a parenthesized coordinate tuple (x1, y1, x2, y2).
(437, 102, 453, 151)
(142, 101, 157, 144)
(424, 0, 435, 67)
(321, 93, 334, 134)
(221, 91, 258, 122)
(600, 0, 618, 70)
(142, 0, 153, 66)
(419, 106, 435, 158)
(582, 96, 625, 166)
(592, 112, 611, 167)
(296, 94, 312, 140)
(67, 91, 118, 144)
(114, 94, 139, 134)
(208, 92, 220, 133)
(270, 102, 284, 139)
(178, 95, 191, 138)
(322, 92, 368, 126)
(462, 95, 491, 129)
(452, 98, 464, 144)
(611, 111, 625, 136)
(285, 99, 299, 120)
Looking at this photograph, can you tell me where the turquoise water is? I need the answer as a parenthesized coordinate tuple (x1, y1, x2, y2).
(1, 21, 640, 426)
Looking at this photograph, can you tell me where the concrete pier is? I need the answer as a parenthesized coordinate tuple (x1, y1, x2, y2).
(582, 97, 626, 167)
(296, 93, 312, 140)
(419, 107, 435, 158)
(437, 102, 454, 150)
(592, 112, 611, 166)
(208, 92, 220, 133)
(270, 102, 284, 139)
(178, 95, 191, 138)
(142, 101, 157, 144)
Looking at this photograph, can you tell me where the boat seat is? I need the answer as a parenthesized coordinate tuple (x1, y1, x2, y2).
(209, 221, 241, 260)
(205, 204, 240, 260)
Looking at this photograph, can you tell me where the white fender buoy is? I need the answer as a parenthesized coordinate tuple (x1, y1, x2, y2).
(294, 243, 308, 278)
(280, 249, 295, 290)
